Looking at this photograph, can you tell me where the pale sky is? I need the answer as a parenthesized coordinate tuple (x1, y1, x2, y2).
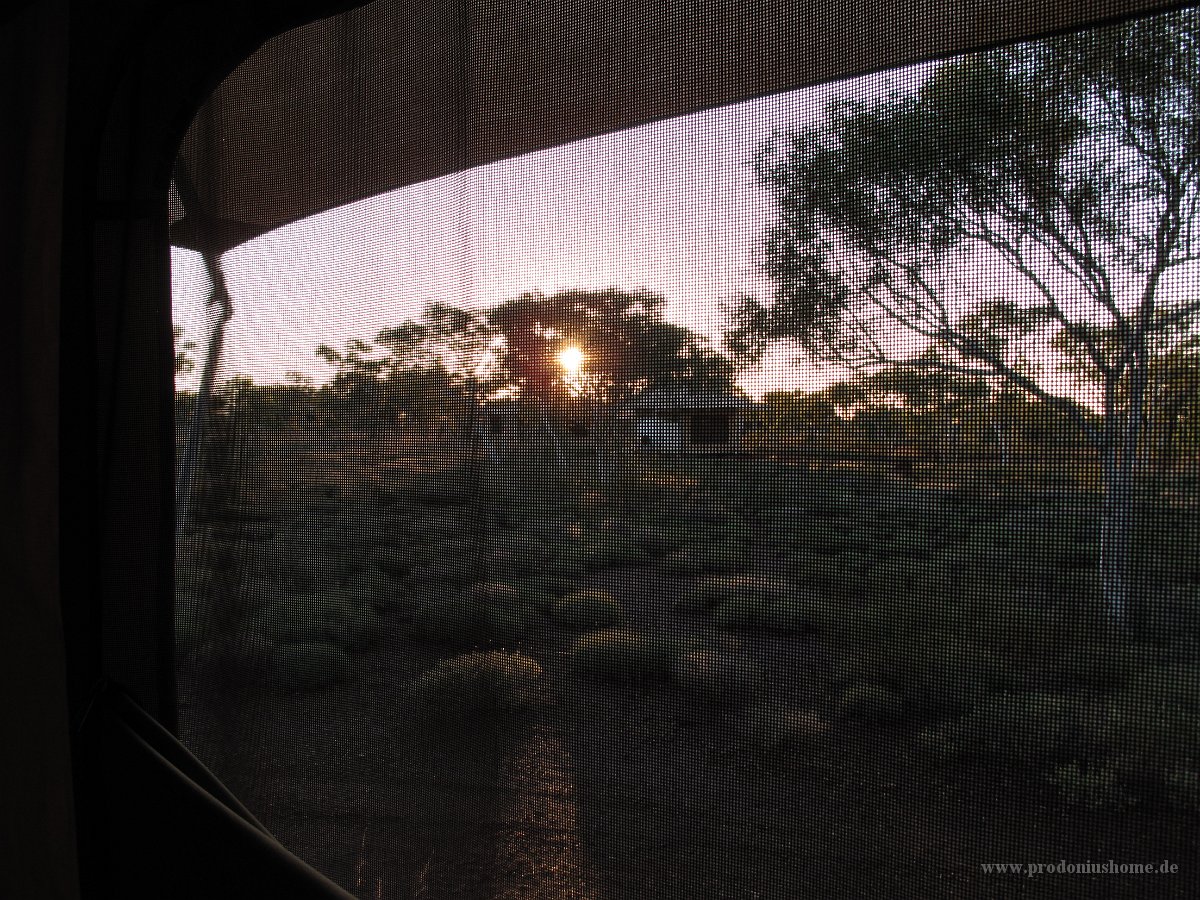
(171, 63, 936, 397)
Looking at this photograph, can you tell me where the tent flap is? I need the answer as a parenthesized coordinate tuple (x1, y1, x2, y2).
(171, 0, 1176, 254)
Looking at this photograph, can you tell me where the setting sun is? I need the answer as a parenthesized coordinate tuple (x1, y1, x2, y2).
(558, 345, 584, 376)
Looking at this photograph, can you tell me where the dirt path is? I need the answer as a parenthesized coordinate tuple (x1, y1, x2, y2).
(490, 721, 598, 900)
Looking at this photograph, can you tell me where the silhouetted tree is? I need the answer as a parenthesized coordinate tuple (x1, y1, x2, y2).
(730, 10, 1200, 627)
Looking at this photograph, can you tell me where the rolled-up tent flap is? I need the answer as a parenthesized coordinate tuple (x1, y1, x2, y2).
(169, 0, 1176, 255)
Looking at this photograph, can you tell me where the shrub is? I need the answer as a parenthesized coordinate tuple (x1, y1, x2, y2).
(550, 589, 624, 632)
(711, 592, 820, 635)
(570, 629, 677, 684)
(671, 649, 764, 706)
(1048, 763, 1135, 810)
(408, 585, 538, 649)
(269, 642, 352, 691)
(402, 650, 543, 724)
(924, 692, 1094, 765)
(237, 575, 286, 614)
(409, 551, 481, 586)
(844, 630, 1001, 716)
(344, 570, 400, 612)
(749, 703, 830, 751)
(633, 519, 690, 557)
(405, 469, 473, 507)
(470, 582, 537, 646)
(1163, 768, 1200, 813)
(1090, 669, 1200, 789)
(1036, 618, 1139, 693)
(662, 544, 747, 577)
(331, 604, 385, 652)
(689, 575, 791, 612)
(492, 531, 552, 576)
(371, 546, 417, 581)
(504, 578, 563, 615)
(585, 527, 653, 568)
(784, 550, 864, 595)
(408, 594, 489, 647)
(247, 599, 333, 646)
(174, 597, 207, 651)
(836, 684, 905, 723)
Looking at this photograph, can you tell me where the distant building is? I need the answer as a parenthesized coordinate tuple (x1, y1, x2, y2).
(631, 385, 754, 452)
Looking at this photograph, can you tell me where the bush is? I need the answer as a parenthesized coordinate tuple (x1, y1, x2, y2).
(671, 649, 764, 706)
(470, 582, 537, 645)
(492, 530, 553, 576)
(687, 575, 791, 612)
(785, 550, 868, 596)
(408, 594, 489, 647)
(1089, 668, 1200, 791)
(518, 575, 577, 612)
(584, 527, 653, 568)
(371, 546, 418, 581)
(409, 585, 537, 649)
(1048, 763, 1135, 810)
(570, 629, 677, 684)
(344, 570, 400, 612)
(402, 650, 543, 724)
(1042, 633, 1140, 693)
(711, 592, 820, 635)
(920, 676, 1200, 810)
(174, 596, 207, 651)
(550, 589, 624, 632)
(843, 630, 1001, 716)
(1163, 768, 1200, 813)
(749, 703, 830, 751)
(270, 642, 352, 691)
(409, 551, 481, 586)
(247, 599, 334, 646)
(923, 692, 1094, 766)
(836, 684, 905, 723)
(662, 543, 748, 577)
(331, 604, 385, 652)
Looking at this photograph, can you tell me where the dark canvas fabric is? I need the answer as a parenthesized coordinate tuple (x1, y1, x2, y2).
(170, 0, 1175, 255)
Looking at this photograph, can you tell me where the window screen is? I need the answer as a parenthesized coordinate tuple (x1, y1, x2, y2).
(173, 6, 1200, 898)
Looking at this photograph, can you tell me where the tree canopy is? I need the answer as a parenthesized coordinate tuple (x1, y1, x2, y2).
(733, 9, 1200, 434)
(733, 8, 1200, 626)
(487, 288, 735, 407)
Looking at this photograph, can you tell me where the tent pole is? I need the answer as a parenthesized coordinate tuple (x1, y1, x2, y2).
(173, 164, 234, 540)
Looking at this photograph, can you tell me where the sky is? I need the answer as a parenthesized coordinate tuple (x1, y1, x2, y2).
(171, 62, 935, 397)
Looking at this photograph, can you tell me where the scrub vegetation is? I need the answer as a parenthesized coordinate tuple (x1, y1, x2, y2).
(173, 9, 1200, 899)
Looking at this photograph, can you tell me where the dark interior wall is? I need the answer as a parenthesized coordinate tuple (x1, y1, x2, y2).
(1, 4, 77, 899)
(59, 0, 355, 736)
(16, 4, 349, 897)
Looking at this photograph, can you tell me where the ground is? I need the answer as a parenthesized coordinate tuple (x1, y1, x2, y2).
(176, 425, 1200, 899)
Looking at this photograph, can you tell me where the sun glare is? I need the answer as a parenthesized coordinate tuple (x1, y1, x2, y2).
(559, 345, 584, 376)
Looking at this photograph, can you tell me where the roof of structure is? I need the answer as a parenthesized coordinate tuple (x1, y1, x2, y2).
(632, 385, 754, 412)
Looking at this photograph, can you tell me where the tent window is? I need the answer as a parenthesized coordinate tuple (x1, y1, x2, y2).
(171, 5, 1200, 898)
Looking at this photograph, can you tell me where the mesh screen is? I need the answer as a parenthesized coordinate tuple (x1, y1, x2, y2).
(173, 5, 1200, 898)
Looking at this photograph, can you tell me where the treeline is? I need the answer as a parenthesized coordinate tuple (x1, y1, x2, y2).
(178, 288, 739, 437)
(174, 284, 1200, 465)
(755, 361, 1200, 469)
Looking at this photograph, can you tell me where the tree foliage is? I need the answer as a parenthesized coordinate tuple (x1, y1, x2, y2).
(735, 9, 1200, 625)
(736, 9, 1200, 432)
(487, 288, 734, 407)
(174, 326, 196, 377)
